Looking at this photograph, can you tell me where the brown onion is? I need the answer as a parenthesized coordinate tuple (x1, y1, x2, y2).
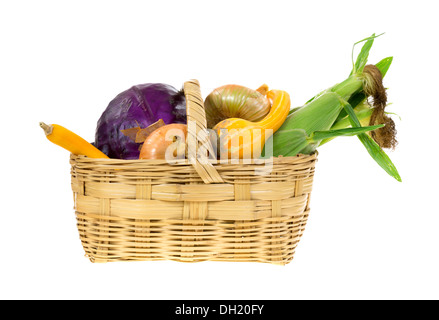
(139, 124, 187, 160)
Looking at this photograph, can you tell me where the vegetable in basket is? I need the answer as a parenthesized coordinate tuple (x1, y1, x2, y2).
(139, 123, 187, 160)
(94, 83, 187, 159)
(271, 33, 401, 182)
(212, 89, 290, 159)
(39, 122, 109, 158)
(204, 84, 270, 129)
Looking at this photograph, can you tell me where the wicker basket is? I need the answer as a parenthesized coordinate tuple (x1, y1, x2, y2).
(70, 80, 317, 265)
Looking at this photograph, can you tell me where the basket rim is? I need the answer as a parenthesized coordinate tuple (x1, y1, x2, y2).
(70, 152, 317, 166)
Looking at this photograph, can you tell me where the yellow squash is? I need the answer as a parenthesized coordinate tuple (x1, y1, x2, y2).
(213, 89, 290, 159)
(40, 122, 109, 158)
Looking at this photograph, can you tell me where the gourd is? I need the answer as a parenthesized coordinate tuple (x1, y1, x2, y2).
(40, 122, 109, 158)
(212, 89, 290, 159)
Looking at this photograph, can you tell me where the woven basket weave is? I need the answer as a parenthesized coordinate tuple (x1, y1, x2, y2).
(70, 80, 317, 265)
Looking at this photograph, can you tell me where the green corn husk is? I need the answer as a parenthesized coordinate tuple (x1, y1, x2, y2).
(331, 56, 393, 125)
(319, 55, 394, 146)
(271, 33, 401, 182)
(341, 100, 401, 182)
(318, 100, 373, 146)
(275, 124, 384, 157)
(272, 74, 365, 156)
(282, 93, 344, 134)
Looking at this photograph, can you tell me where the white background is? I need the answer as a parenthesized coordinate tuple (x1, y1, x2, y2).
(1, 0, 438, 300)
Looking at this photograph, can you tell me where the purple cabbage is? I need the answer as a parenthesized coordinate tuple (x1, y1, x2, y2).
(95, 83, 186, 159)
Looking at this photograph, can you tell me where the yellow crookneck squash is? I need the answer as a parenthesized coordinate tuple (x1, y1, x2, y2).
(40, 122, 109, 159)
(213, 89, 290, 159)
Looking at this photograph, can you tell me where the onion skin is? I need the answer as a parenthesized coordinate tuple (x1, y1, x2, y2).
(139, 124, 187, 160)
(204, 84, 270, 129)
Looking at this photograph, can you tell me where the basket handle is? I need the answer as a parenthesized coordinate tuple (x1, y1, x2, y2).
(183, 80, 224, 184)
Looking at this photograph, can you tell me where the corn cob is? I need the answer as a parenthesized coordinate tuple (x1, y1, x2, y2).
(271, 34, 401, 181)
